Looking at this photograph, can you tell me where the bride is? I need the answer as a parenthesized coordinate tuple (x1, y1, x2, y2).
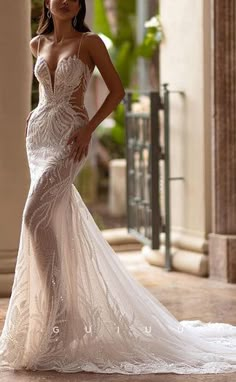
(1, 0, 236, 375)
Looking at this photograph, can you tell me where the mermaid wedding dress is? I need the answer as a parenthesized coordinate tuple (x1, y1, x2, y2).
(1, 31, 236, 375)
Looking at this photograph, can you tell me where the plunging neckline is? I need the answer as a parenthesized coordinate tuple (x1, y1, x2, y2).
(37, 54, 92, 96)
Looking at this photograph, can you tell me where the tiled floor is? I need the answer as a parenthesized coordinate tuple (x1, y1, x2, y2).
(1, 251, 236, 381)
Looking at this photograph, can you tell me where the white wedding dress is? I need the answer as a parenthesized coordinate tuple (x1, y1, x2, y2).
(1, 31, 236, 375)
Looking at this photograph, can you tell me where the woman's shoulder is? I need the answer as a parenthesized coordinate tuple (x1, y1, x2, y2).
(29, 35, 41, 58)
(83, 32, 105, 46)
(84, 31, 101, 40)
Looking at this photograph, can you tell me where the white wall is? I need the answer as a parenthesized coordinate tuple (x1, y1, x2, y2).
(160, 0, 211, 244)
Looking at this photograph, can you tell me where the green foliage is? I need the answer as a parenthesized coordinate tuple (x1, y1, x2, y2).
(114, 41, 134, 88)
(96, 103, 126, 158)
(31, 0, 42, 36)
(93, 1, 163, 159)
(114, 103, 125, 128)
(115, 0, 136, 44)
(93, 0, 137, 158)
(93, 0, 113, 39)
(93, 0, 136, 88)
(96, 124, 125, 159)
(111, 124, 124, 147)
(31, 0, 42, 9)
(136, 15, 163, 59)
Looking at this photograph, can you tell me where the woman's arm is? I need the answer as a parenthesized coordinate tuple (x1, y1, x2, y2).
(67, 33, 126, 162)
(85, 33, 125, 134)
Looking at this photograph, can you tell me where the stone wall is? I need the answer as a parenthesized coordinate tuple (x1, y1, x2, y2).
(0, 0, 32, 296)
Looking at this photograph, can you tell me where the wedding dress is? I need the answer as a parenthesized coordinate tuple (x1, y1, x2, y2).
(1, 31, 236, 376)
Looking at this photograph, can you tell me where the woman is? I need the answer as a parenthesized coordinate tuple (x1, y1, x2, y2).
(1, 0, 236, 375)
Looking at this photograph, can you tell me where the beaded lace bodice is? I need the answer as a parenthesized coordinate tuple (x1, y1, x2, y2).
(34, 33, 92, 116)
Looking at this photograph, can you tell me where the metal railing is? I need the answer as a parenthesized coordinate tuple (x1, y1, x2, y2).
(124, 84, 184, 271)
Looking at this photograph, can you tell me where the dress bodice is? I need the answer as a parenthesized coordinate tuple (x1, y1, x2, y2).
(34, 54, 92, 106)
(34, 33, 92, 108)
(26, 33, 93, 159)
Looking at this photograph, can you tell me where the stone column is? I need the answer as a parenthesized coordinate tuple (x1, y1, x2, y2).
(209, 0, 236, 282)
(0, 0, 31, 296)
(152, 0, 210, 277)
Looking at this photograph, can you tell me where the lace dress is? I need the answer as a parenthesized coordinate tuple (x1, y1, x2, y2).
(1, 31, 236, 375)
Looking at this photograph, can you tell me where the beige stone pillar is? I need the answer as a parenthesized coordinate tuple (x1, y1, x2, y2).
(149, 0, 211, 277)
(209, 0, 236, 283)
(0, 0, 31, 296)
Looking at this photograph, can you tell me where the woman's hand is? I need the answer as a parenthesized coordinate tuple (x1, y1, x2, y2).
(67, 124, 93, 162)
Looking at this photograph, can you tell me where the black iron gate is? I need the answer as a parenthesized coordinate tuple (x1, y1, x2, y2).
(124, 85, 173, 270)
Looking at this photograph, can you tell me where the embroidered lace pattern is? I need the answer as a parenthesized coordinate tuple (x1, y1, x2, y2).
(1, 32, 236, 375)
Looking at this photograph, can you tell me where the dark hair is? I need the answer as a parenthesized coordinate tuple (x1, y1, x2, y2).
(36, 0, 91, 35)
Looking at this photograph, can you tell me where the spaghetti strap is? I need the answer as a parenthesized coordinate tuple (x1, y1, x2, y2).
(37, 35, 41, 57)
(77, 32, 87, 58)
